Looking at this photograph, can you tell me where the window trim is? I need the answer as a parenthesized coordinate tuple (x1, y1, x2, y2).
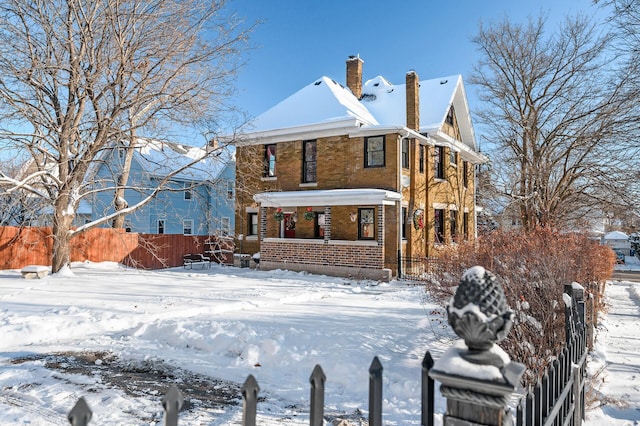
(364, 136, 385, 168)
(247, 212, 258, 236)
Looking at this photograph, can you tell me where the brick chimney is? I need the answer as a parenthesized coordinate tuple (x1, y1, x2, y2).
(406, 70, 420, 131)
(346, 55, 363, 99)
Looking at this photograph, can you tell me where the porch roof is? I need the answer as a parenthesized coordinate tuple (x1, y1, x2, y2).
(254, 188, 401, 207)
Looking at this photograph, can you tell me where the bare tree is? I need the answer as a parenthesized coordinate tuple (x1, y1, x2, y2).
(0, 0, 252, 272)
(471, 14, 639, 231)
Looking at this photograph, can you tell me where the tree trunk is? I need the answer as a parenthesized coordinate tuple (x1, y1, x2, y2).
(113, 142, 135, 229)
(51, 208, 74, 273)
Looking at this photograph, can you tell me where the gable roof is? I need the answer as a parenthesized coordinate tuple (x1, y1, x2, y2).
(129, 139, 233, 182)
(246, 76, 378, 132)
(234, 71, 479, 158)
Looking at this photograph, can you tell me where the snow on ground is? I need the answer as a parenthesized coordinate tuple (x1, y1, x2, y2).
(585, 255, 640, 425)
(0, 262, 455, 425)
(1, 259, 639, 425)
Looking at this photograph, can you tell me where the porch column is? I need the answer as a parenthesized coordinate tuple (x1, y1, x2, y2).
(259, 206, 267, 241)
(377, 204, 384, 245)
(323, 206, 331, 243)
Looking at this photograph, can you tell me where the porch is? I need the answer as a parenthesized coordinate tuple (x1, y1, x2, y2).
(253, 189, 401, 281)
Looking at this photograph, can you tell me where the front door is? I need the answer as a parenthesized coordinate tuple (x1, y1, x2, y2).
(284, 213, 296, 238)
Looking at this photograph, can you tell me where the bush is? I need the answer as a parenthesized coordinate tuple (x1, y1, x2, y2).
(426, 228, 613, 384)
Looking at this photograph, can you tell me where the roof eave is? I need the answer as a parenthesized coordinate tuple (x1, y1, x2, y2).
(254, 188, 402, 207)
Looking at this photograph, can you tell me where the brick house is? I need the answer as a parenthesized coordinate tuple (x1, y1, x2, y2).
(232, 56, 486, 281)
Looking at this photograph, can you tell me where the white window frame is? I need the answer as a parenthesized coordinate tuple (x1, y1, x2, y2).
(183, 219, 194, 236)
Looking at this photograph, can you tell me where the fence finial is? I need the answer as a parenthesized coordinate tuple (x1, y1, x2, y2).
(68, 397, 92, 426)
(429, 266, 525, 426)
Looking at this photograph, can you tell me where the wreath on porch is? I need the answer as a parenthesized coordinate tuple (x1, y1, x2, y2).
(304, 207, 314, 221)
(274, 208, 284, 221)
(413, 209, 425, 230)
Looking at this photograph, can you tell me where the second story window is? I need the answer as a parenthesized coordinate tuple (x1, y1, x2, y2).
(157, 219, 165, 234)
(183, 219, 193, 236)
(227, 181, 234, 200)
(450, 149, 458, 166)
(365, 136, 385, 168)
(434, 146, 444, 179)
(401, 138, 409, 169)
(264, 144, 276, 177)
(303, 140, 317, 183)
(419, 145, 425, 173)
(184, 183, 192, 200)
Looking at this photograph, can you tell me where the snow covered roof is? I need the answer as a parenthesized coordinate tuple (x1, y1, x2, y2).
(604, 231, 629, 240)
(234, 70, 478, 157)
(130, 139, 233, 182)
(246, 76, 378, 132)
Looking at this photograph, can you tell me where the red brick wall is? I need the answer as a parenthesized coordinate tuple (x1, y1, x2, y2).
(261, 239, 383, 269)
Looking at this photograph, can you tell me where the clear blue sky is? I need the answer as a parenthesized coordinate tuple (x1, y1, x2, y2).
(230, 0, 603, 146)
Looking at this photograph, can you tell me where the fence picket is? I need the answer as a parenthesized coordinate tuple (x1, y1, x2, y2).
(534, 379, 543, 425)
(516, 398, 524, 426)
(242, 374, 260, 426)
(368, 356, 383, 426)
(421, 351, 434, 426)
(525, 389, 534, 426)
(309, 364, 326, 426)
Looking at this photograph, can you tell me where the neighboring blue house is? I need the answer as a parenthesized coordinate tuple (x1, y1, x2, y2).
(89, 139, 235, 236)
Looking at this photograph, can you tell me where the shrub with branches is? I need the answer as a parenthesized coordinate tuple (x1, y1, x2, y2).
(426, 228, 614, 384)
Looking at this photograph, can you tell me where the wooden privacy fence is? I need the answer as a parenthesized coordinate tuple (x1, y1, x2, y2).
(0, 226, 233, 270)
(67, 353, 438, 426)
(63, 284, 591, 426)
